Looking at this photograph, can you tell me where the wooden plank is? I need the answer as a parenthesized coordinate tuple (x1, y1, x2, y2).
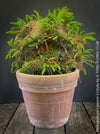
(83, 103, 96, 128)
(35, 126, 64, 134)
(0, 103, 18, 134)
(83, 102, 100, 134)
(4, 103, 33, 134)
(65, 102, 96, 134)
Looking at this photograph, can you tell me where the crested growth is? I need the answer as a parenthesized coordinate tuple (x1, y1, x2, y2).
(6, 7, 96, 75)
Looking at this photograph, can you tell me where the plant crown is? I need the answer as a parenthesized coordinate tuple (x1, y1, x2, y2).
(6, 6, 96, 75)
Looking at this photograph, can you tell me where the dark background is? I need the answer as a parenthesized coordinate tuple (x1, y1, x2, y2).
(0, 0, 99, 103)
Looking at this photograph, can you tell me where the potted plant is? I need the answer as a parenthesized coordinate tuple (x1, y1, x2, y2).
(6, 6, 96, 129)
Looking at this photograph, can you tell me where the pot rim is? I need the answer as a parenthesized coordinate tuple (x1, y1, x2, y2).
(16, 69, 79, 93)
(16, 69, 79, 78)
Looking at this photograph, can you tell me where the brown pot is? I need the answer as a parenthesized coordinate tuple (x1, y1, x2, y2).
(16, 69, 79, 129)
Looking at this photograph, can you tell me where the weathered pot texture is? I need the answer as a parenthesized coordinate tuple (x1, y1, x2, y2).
(16, 69, 79, 129)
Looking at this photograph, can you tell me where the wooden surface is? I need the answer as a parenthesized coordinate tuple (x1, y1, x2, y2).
(4, 103, 33, 134)
(65, 103, 96, 134)
(83, 103, 96, 129)
(83, 102, 100, 134)
(0, 103, 18, 134)
(0, 102, 99, 134)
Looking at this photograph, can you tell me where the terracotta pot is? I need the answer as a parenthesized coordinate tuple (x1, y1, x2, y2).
(16, 69, 79, 129)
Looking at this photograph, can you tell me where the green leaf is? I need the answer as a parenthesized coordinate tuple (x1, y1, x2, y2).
(11, 26, 20, 30)
(57, 6, 68, 19)
(5, 49, 14, 59)
(17, 18, 26, 25)
(80, 31, 84, 35)
(7, 38, 13, 47)
(50, 65, 55, 72)
(83, 36, 96, 41)
(10, 18, 26, 29)
(53, 36, 58, 40)
(84, 59, 95, 64)
(83, 32, 96, 36)
(66, 37, 73, 43)
(55, 64, 61, 71)
(10, 22, 19, 25)
(82, 32, 96, 41)
(66, 65, 69, 69)
(70, 21, 83, 26)
(6, 30, 19, 34)
(70, 62, 76, 67)
(82, 66, 87, 75)
(25, 15, 33, 23)
(42, 67, 46, 75)
(28, 43, 38, 48)
(26, 38, 31, 44)
(83, 49, 93, 54)
(53, 8, 60, 16)
(84, 54, 94, 58)
(33, 10, 43, 20)
(29, 35, 35, 41)
(85, 61, 94, 68)
(12, 50, 20, 57)
(11, 62, 15, 72)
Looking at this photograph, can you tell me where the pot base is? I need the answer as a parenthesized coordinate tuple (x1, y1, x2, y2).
(29, 115, 69, 129)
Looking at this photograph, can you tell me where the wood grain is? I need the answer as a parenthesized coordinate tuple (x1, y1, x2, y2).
(4, 103, 33, 134)
(0, 103, 18, 134)
(83, 102, 100, 134)
(0, 102, 98, 134)
(65, 102, 96, 134)
(35, 126, 64, 134)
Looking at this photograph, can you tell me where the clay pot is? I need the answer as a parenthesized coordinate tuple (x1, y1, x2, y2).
(16, 69, 79, 129)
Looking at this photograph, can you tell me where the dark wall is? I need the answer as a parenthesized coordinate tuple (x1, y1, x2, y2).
(0, 0, 99, 103)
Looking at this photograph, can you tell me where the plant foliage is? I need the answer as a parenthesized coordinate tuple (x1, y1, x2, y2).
(6, 6, 96, 75)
